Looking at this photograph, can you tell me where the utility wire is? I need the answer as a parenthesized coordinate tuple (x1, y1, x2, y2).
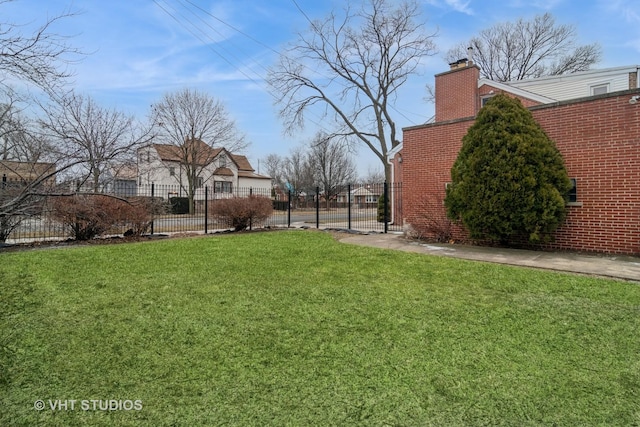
(153, 0, 335, 136)
(153, 0, 425, 140)
(183, 0, 422, 126)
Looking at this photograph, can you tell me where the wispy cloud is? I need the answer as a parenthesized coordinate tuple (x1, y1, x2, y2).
(424, 0, 474, 15)
(507, 0, 563, 10)
(593, 0, 639, 23)
(444, 0, 474, 15)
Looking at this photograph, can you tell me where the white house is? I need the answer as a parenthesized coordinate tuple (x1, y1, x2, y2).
(482, 65, 640, 105)
(137, 139, 271, 199)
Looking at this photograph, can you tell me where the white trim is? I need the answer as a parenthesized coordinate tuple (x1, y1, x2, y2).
(478, 79, 556, 104)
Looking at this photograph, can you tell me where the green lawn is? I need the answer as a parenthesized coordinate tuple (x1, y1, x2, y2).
(1, 231, 639, 426)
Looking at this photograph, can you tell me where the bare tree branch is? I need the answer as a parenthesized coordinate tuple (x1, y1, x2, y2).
(446, 13, 601, 82)
(307, 131, 357, 209)
(0, 0, 84, 93)
(268, 0, 437, 183)
(149, 88, 247, 213)
(39, 92, 153, 192)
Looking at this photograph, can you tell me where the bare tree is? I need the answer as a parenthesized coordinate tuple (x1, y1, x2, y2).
(360, 165, 385, 184)
(0, 0, 82, 93)
(307, 132, 357, 209)
(0, 92, 53, 163)
(6, 127, 53, 164)
(40, 92, 153, 192)
(0, 1, 84, 241)
(268, 0, 437, 184)
(150, 88, 247, 213)
(0, 89, 23, 159)
(446, 13, 601, 82)
(282, 146, 314, 207)
(262, 153, 285, 189)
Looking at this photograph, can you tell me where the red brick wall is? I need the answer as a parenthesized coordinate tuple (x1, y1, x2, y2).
(403, 91, 640, 254)
(435, 66, 480, 122)
(403, 119, 471, 241)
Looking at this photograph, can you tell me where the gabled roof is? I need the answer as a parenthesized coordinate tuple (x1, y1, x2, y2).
(152, 139, 223, 165)
(478, 79, 556, 104)
(229, 154, 253, 172)
(238, 170, 271, 180)
(147, 139, 270, 179)
(506, 65, 640, 87)
(482, 65, 640, 103)
(213, 167, 234, 176)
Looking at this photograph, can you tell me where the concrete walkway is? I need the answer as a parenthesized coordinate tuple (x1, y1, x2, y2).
(339, 232, 640, 282)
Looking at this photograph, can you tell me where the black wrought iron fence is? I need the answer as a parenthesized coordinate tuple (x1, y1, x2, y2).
(2, 182, 402, 245)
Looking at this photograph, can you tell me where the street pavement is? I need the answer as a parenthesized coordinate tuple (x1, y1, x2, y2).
(338, 231, 640, 282)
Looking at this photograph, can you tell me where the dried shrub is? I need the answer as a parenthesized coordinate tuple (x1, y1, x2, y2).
(51, 194, 154, 240)
(209, 195, 273, 231)
(408, 195, 453, 243)
(118, 197, 157, 237)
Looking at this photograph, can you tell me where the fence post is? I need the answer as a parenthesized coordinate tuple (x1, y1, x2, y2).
(150, 183, 155, 235)
(287, 190, 291, 228)
(347, 184, 351, 230)
(316, 186, 320, 229)
(204, 186, 208, 234)
(249, 187, 253, 231)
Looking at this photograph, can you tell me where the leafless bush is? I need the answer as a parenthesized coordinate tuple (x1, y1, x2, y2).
(118, 197, 157, 237)
(408, 195, 453, 243)
(51, 194, 154, 240)
(209, 195, 273, 231)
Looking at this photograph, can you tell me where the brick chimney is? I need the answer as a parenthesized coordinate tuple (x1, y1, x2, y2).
(434, 58, 480, 122)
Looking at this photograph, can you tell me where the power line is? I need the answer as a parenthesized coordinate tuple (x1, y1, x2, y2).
(153, 0, 425, 138)
(182, 0, 282, 58)
(153, 0, 337, 136)
(153, 0, 262, 88)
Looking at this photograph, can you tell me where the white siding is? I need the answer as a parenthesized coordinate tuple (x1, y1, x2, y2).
(239, 177, 272, 195)
(507, 66, 639, 101)
(136, 146, 272, 201)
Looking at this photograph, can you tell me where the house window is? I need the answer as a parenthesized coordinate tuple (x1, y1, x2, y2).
(591, 83, 609, 96)
(197, 177, 203, 188)
(481, 95, 495, 107)
(214, 181, 232, 193)
(169, 167, 175, 177)
(567, 178, 577, 203)
(219, 155, 227, 168)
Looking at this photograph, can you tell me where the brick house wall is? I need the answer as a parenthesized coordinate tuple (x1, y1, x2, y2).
(434, 65, 480, 122)
(404, 72, 640, 254)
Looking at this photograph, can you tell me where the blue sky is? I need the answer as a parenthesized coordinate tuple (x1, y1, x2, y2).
(4, 0, 639, 176)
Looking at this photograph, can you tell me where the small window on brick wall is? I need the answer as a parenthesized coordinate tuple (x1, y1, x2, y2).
(481, 95, 495, 107)
(567, 178, 577, 203)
